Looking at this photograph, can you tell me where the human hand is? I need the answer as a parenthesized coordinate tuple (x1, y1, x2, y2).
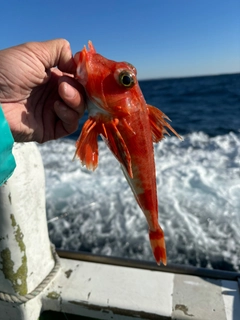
(0, 39, 85, 143)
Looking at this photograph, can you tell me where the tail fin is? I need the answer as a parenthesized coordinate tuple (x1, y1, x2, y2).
(149, 227, 167, 266)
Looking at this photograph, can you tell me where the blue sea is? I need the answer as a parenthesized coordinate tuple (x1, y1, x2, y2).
(38, 73, 240, 271)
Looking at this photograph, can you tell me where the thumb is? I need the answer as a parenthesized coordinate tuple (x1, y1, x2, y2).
(34, 39, 76, 74)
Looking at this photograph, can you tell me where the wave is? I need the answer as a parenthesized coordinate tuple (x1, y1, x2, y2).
(37, 131, 240, 271)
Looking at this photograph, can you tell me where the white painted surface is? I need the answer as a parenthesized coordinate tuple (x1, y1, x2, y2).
(43, 258, 174, 319)
(172, 274, 227, 320)
(0, 298, 42, 320)
(42, 258, 240, 320)
(0, 143, 54, 319)
(221, 280, 240, 320)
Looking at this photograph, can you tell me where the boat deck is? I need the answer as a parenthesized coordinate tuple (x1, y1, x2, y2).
(39, 250, 240, 320)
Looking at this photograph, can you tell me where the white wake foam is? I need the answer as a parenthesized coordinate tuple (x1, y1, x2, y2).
(37, 132, 240, 270)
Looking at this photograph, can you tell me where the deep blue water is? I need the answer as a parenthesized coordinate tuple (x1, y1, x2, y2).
(70, 73, 240, 140)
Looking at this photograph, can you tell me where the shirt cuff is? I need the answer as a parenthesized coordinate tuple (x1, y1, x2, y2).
(0, 105, 16, 185)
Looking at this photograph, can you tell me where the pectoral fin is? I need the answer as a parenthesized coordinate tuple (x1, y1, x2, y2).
(101, 120, 133, 178)
(75, 117, 132, 177)
(74, 118, 99, 171)
(147, 105, 182, 142)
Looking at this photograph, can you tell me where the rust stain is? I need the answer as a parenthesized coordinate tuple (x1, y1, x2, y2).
(65, 269, 73, 279)
(175, 304, 194, 317)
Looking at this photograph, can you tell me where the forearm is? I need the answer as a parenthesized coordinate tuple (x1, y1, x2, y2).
(0, 104, 16, 185)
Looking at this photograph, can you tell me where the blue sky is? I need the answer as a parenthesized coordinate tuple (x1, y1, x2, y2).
(1, 0, 239, 79)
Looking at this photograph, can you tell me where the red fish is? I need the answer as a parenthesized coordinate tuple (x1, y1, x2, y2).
(74, 41, 181, 265)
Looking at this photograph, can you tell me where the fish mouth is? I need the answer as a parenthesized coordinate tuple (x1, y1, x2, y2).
(74, 40, 95, 64)
(75, 41, 98, 88)
(86, 40, 96, 53)
(75, 41, 95, 86)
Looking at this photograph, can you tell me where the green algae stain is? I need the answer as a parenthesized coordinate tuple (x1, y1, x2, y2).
(47, 291, 61, 299)
(0, 214, 28, 295)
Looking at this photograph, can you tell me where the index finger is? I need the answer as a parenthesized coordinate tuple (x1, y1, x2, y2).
(33, 39, 76, 74)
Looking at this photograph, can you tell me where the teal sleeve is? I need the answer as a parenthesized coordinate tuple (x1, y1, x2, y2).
(0, 105, 16, 185)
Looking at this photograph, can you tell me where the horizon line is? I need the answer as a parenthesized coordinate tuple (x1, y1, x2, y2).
(138, 71, 240, 82)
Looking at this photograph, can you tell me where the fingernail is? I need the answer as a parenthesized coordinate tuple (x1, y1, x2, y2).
(64, 83, 76, 99)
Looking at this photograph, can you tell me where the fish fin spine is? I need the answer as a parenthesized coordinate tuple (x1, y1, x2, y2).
(102, 119, 133, 178)
(147, 104, 182, 142)
(75, 118, 99, 171)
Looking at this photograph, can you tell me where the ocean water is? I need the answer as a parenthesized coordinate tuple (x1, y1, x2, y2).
(38, 73, 240, 271)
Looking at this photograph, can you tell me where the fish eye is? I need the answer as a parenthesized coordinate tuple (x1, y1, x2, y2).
(119, 71, 135, 88)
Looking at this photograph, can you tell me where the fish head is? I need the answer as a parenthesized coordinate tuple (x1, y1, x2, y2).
(74, 41, 144, 117)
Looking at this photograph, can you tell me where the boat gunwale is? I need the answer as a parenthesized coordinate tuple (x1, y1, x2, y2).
(56, 249, 240, 281)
